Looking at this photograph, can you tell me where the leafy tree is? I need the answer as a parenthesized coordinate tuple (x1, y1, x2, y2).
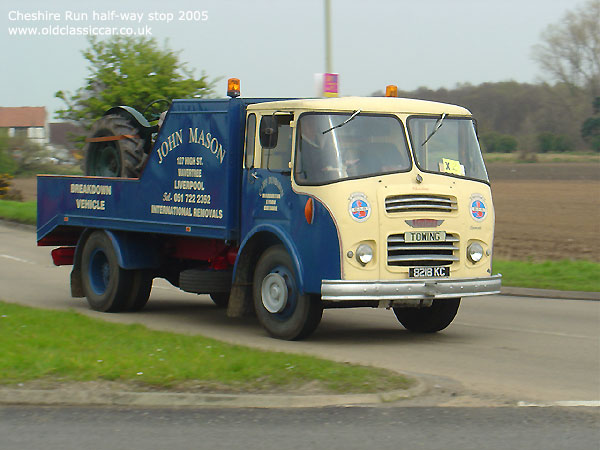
(56, 36, 216, 129)
(7, 137, 52, 175)
(480, 132, 518, 153)
(0, 132, 17, 174)
(537, 132, 573, 153)
(0, 133, 54, 176)
(0, 174, 11, 198)
(374, 81, 590, 152)
(0, 150, 17, 175)
(532, 0, 600, 96)
(581, 96, 600, 151)
(0, 151, 17, 174)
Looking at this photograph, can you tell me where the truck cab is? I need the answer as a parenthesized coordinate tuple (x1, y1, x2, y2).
(231, 97, 500, 338)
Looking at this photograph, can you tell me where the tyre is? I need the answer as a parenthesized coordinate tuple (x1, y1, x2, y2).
(393, 298, 461, 333)
(179, 269, 232, 294)
(81, 231, 133, 312)
(123, 269, 153, 312)
(253, 245, 322, 340)
(84, 115, 146, 178)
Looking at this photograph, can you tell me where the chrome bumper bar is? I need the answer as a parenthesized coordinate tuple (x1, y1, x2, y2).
(321, 275, 502, 302)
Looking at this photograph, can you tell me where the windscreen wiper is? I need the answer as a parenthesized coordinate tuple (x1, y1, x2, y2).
(322, 109, 361, 134)
(421, 113, 447, 146)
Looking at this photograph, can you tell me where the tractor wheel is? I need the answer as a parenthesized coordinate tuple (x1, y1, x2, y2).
(84, 114, 146, 178)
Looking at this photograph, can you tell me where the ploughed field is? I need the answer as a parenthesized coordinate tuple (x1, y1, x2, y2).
(13, 162, 600, 261)
(488, 163, 600, 262)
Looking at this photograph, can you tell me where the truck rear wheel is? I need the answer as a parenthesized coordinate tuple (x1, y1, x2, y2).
(84, 115, 146, 178)
(81, 231, 133, 312)
(253, 245, 322, 340)
(123, 270, 153, 312)
(393, 298, 461, 333)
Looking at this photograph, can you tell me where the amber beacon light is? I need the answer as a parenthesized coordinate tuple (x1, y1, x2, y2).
(385, 85, 398, 97)
(227, 78, 241, 98)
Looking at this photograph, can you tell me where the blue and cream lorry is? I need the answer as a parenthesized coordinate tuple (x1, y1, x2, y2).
(37, 80, 502, 340)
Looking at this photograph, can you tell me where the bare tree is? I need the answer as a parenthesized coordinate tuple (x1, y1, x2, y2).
(532, 0, 600, 96)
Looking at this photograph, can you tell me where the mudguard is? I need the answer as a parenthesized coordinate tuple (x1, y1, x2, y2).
(103, 230, 161, 270)
(235, 223, 305, 291)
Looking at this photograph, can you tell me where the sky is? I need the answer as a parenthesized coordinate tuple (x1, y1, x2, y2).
(1, 0, 583, 121)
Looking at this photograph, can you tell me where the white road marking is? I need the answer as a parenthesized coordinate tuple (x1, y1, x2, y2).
(518, 401, 600, 407)
(0, 254, 35, 265)
(457, 321, 596, 340)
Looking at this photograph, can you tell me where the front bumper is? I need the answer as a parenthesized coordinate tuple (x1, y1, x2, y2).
(321, 274, 502, 303)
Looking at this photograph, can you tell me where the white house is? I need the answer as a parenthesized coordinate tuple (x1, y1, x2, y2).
(0, 106, 49, 145)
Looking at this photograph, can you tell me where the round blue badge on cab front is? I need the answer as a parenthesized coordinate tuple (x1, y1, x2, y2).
(348, 193, 371, 222)
(470, 194, 487, 221)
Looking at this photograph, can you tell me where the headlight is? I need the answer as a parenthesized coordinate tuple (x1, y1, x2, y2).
(355, 244, 373, 266)
(467, 242, 484, 263)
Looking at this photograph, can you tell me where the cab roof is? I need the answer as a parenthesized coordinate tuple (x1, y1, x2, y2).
(246, 96, 472, 116)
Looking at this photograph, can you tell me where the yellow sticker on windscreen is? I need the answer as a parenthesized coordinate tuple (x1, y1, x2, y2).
(440, 158, 465, 176)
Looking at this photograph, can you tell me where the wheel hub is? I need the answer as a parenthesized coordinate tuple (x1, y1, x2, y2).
(261, 272, 288, 313)
(89, 249, 110, 295)
(90, 143, 121, 177)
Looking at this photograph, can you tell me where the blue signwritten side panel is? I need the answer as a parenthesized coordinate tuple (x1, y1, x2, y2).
(38, 98, 246, 242)
(241, 170, 341, 294)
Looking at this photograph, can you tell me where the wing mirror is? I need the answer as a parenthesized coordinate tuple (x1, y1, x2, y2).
(259, 116, 279, 149)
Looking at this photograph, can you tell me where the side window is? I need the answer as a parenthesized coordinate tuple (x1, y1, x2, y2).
(260, 115, 293, 172)
(245, 114, 256, 168)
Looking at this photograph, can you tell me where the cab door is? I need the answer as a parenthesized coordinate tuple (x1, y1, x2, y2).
(240, 113, 295, 239)
(240, 111, 342, 294)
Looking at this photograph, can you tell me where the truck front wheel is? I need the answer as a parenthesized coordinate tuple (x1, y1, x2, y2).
(253, 246, 322, 340)
(393, 298, 461, 333)
(81, 231, 133, 312)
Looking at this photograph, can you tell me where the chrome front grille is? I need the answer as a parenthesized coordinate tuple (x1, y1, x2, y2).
(387, 233, 459, 266)
(385, 194, 457, 213)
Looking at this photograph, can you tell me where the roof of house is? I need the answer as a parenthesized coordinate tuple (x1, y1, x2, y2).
(0, 107, 47, 127)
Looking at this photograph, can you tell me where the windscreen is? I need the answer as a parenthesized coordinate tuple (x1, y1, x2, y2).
(295, 113, 411, 185)
(407, 116, 489, 183)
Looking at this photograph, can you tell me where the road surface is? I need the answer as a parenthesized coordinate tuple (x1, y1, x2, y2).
(1, 404, 598, 450)
(1, 221, 598, 406)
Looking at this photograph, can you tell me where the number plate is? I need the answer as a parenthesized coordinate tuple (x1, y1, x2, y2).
(405, 231, 446, 243)
(409, 266, 450, 278)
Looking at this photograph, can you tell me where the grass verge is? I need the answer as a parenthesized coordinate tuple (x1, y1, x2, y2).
(0, 200, 35, 225)
(0, 301, 412, 394)
(494, 259, 600, 292)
